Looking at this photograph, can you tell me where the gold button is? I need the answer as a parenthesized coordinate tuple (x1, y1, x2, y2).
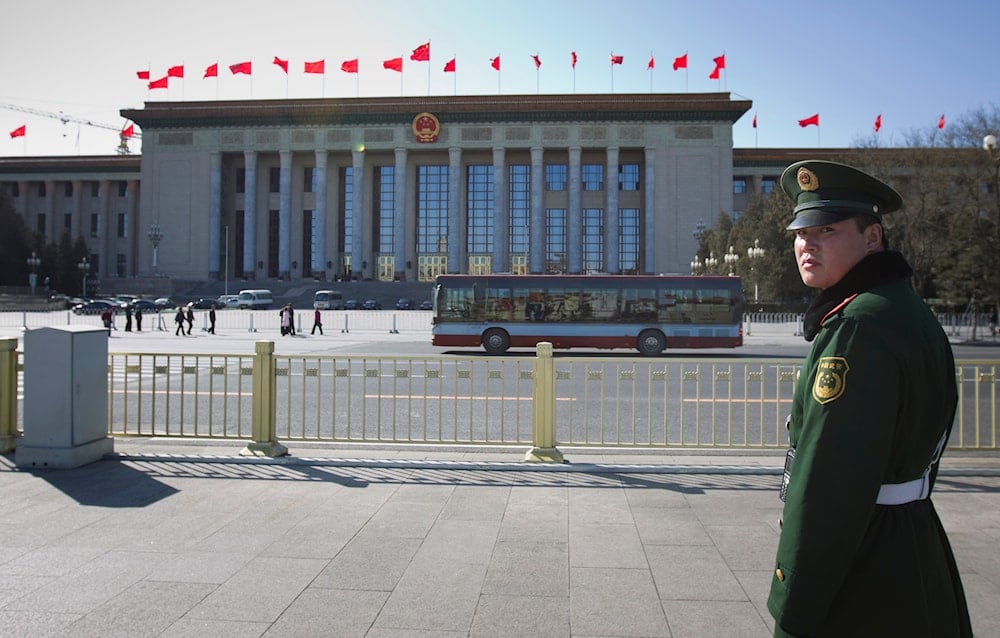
(775, 569, 784, 582)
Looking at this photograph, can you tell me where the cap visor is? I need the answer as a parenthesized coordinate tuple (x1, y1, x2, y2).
(785, 210, 854, 231)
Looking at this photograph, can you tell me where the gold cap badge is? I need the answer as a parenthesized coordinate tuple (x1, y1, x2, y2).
(797, 167, 819, 192)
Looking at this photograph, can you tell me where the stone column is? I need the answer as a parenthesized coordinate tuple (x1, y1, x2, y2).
(70, 180, 83, 239)
(127, 180, 139, 277)
(351, 148, 365, 279)
(567, 146, 582, 274)
(98, 180, 110, 277)
(448, 147, 462, 273)
(393, 147, 407, 278)
(278, 150, 292, 279)
(644, 147, 656, 274)
(605, 147, 620, 274)
(529, 146, 544, 274)
(491, 147, 508, 273)
(208, 152, 222, 279)
(43, 179, 55, 241)
(313, 149, 328, 279)
(243, 151, 258, 278)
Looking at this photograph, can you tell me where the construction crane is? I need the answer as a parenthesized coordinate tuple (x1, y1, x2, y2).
(1, 102, 140, 155)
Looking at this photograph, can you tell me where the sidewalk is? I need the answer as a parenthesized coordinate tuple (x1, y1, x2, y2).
(2, 440, 999, 637)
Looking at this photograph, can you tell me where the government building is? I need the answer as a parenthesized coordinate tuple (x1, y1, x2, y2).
(0, 92, 841, 286)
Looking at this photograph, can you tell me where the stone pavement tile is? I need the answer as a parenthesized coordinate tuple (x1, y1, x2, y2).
(145, 551, 254, 585)
(662, 600, 772, 638)
(264, 588, 390, 637)
(415, 519, 501, 566)
(481, 540, 569, 597)
(363, 499, 447, 539)
(311, 535, 422, 591)
(0, 545, 107, 578)
(735, 570, 776, 631)
(569, 522, 647, 569)
(54, 580, 215, 638)
(497, 500, 568, 543)
(470, 594, 571, 637)
(0, 610, 81, 636)
(264, 513, 366, 560)
(704, 523, 780, 572)
(622, 482, 692, 509)
(439, 484, 511, 523)
(371, 561, 488, 633)
(646, 544, 748, 601)
(631, 506, 714, 546)
(569, 566, 670, 637)
(568, 485, 632, 525)
(4, 549, 166, 615)
(184, 556, 327, 623)
(159, 618, 270, 638)
(961, 573, 1000, 637)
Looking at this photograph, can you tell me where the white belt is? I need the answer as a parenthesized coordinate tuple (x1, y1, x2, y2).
(876, 471, 930, 505)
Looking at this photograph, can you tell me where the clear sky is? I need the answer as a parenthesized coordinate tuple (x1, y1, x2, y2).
(2, 0, 998, 157)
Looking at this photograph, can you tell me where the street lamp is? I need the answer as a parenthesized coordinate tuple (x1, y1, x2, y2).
(984, 134, 999, 338)
(703, 251, 718, 274)
(690, 254, 703, 275)
(26, 251, 41, 295)
(78, 257, 90, 298)
(747, 238, 766, 304)
(724, 245, 739, 276)
(147, 222, 164, 276)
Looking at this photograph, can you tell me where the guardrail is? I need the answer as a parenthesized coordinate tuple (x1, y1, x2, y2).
(2, 339, 996, 458)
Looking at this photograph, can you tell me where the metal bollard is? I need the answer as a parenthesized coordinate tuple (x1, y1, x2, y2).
(524, 342, 564, 463)
(240, 340, 287, 458)
(0, 338, 18, 453)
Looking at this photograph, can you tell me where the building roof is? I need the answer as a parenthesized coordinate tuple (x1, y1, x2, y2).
(0, 155, 140, 175)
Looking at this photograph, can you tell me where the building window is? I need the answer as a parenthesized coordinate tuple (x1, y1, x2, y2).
(303, 167, 316, 193)
(583, 209, 604, 273)
(236, 169, 246, 194)
(117, 181, 127, 197)
(64, 182, 73, 197)
(733, 178, 747, 194)
(117, 213, 127, 238)
(374, 166, 394, 253)
(8, 183, 19, 197)
(340, 167, 353, 256)
(582, 164, 604, 191)
(467, 165, 493, 254)
(64, 213, 72, 231)
(417, 165, 449, 253)
(545, 164, 567, 191)
(269, 167, 280, 193)
(116, 253, 127, 278)
(302, 210, 314, 278)
(90, 213, 100, 238)
(508, 165, 530, 255)
(761, 178, 777, 193)
(545, 209, 567, 273)
(91, 182, 100, 197)
(619, 208, 640, 274)
(620, 163, 640, 191)
(38, 182, 46, 197)
(36, 213, 46, 236)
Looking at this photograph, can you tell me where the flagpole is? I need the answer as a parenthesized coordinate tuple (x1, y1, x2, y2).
(182, 60, 186, 100)
(453, 54, 457, 95)
(610, 51, 614, 93)
(649, 50, 653, 93)
(427, 40, 432, 96)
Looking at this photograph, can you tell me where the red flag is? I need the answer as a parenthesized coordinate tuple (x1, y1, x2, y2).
(136, 70, 150, 80)
(9, 125, 25, 139)
(532, 54, 541, 69)
(491, 55, 500, 71)
(229, 61, 252, 75)
(410, 42, 430, 62)
(341, 58, 358, 73)
(874, 114, 882, 133)
(383, 57, 403, 72)
(672, 54, 687, 70)
(273, 56, 288, 73)
(937, 114, 946, 129)
(647, 56, 655, 70)
(443, 58, 456, 73)
(167, 65, 184, 78)
(610, 54, 624, 65)
(571, 51, 577, 68)
(122, 124, 135, 138)
(148, 76, 169, 89)
(798, 113, 820, 128)
(752, 114, 757, 129)
(204, 63, 218, 78)
(304, 60, 325, 74)
(709, 65, 721, 80)
(713, 54, 726, 69)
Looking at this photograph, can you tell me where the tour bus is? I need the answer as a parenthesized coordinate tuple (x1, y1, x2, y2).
(237, 289, 273, 310)
(312, 290, 344, 310)
(431, 274, 744, 356)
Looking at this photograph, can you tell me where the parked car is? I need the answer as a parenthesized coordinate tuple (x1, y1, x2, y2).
(344, 299, 359, 310)
(128, 299, 157, 313)
(419, 299, 434, 310)
(154, 297, 175, 310)
(71, 299, 117, 315)
(362, 299, 383, 310)
(395, 297, 414, 310)
(189, 297, 221, 309)
(217, 294, 240, 308)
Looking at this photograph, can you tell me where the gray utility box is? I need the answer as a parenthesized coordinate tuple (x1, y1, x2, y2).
(17, 325, 113, 469)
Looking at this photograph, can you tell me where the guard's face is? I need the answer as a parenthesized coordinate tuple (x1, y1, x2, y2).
(793, 218, 882, 290)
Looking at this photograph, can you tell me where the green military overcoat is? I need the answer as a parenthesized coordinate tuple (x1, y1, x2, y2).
(767, 252, 971, 637)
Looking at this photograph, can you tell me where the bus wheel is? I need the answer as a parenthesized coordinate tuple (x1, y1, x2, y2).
(637, 329, 665, 356)
(482, 328, 510, 355)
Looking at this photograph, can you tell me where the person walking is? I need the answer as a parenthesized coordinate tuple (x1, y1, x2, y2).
(768, 160, 971, 637)
(208, 307, 216, 334)
(287, 305, 296, 336)
(100, 308, 113, 334)
(124, 305, 133, 332)
(185, 305, 194, 335)
(311, 307, 323, 335)
(280, 305, 290, 336)
(174, 307, 185, 336)
(135, 307, 143, 332)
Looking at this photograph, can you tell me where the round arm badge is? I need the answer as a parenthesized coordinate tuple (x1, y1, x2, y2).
(812, 356, 849, 404)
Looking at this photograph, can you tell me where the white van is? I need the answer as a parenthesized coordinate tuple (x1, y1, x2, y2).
(313, 290, 343, 310)
(237, 289, 273, 309)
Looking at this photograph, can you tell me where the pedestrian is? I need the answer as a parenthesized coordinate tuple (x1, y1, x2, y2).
(990, 306, 998, 339)
(280, 305, 290, 336)
(287, 305, 296, 336)
(311, 307, 323, 335)
(100, 308, 113, 334)
(186, 305, 194, 335)
(124, 305, 133, 332)
(208, 307, 216, 334)
(174, 307, 185, 336)
(768, 160, 971, 637)
(135, 307, 143, 332)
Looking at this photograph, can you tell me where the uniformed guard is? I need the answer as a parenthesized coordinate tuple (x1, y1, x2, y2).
(768, 160, 972, 637)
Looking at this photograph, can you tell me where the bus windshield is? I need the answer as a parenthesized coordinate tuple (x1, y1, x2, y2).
(432, 274, 743, 355)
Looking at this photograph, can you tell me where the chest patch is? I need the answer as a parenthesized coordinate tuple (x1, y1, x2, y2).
(812, 356, 850, 404)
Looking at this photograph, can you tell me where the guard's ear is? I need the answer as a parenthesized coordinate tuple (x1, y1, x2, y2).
(866, 223, 883, 252)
